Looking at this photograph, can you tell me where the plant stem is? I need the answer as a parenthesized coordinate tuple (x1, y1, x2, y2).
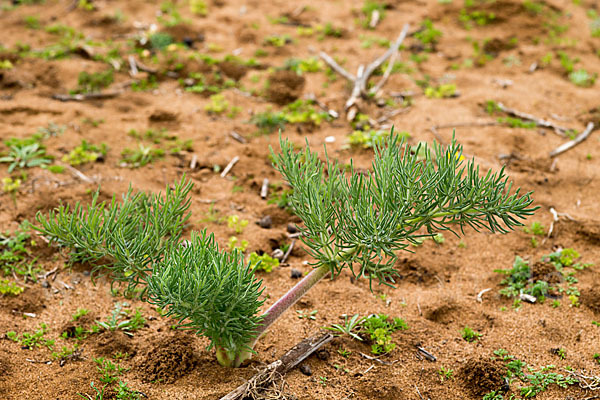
(246, 245, 360, 352)
(255, 263, 331, 341)
(226, 264, 331, 367)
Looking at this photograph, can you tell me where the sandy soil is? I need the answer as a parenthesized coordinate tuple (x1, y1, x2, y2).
(0, 0, 599, 399)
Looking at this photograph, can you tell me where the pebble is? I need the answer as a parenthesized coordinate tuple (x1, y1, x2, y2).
(287, 223, 298, 233)
(257, 215, 272, 229)
(290, 269, 303, 279)
(271, 249, 284, 260)
(299, 364, 312, 376)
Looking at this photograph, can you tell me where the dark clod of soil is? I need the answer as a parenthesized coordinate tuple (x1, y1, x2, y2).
(137, 335, 197, 383)
(299, 364, 312, 376)
(460, 357, 507, 397)
(530, 261, 562, 284)
(265, 70, 305, 105)
(257, 215, 272, 229)
(581, 287, 600, 314)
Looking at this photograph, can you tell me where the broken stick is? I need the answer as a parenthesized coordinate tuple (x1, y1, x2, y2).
(319, 23, 410, 119)
(549, 122, 595, 158)
(496, 102, 571, 137)
(260, 178, 269, 199)
(220, 332, 333, 400)
(221, 156, 240, 178)
(52, 91, 122, 102)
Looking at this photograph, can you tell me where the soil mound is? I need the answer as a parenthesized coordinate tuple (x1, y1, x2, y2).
(92, 330, 137, 358)
(460, 356, 507, 397)
(137, 335, 197, 383)
(581, 287, 600, 314)
(0, 286, 46, 315)
(265, 70, 305, 105)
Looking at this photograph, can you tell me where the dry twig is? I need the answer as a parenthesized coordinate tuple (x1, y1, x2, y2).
(281, 239, 295, 264)
(549, 122, 595, 158)
(565, 369, 600, 391)
(260, 178, 269, 199)
(52, 91, 122, 102)
(476, 288, 492, 303)
(496, 102, 571, 136)
(220, 332, 333, 400)
(319, 24, 410, 119)
(221, 156, 240, 178)
(229, 131, 247, 144)
(62, 164, 95, 184)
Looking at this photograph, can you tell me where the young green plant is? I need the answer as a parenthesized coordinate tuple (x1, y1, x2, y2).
(36, 131, 536, 368)
(148, 131, 536, 367)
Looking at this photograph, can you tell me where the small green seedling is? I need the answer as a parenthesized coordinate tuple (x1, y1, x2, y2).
(497, 117, 537, 129)
(0, 279, 23, 295)
(228, 236, 248, 252)
(76, 382, 105, 400)
(439, 366, 454, 382)
(433, 233, 445, 244)
(324, 314, 364, 341)
(524, 221, 545, 236)
(2, 177, 21, 206)
(284, 57, 324, 74)
(72, 308, 90, 321)
(248, 252, 279, 272)
(72, 70, 114, 94)
(263, 34, 292, 47)
(424, 83, 457, 98)
(486, 349, 578, 398)
(361, 314, 408, 355)
(552, 347, 566, 360)
(63, 141, 107, 166)
(94, 302, 145, 335)
(6, 323, 55, 349)
(0, 142, 52, 172)
(52, 344, 80, 361)
(205, 93, 229, 114)
(461, 326, 482, 342)
(115, 381, 140, 400)
(338, 347, 352, 357)
(189, 0, 207, 16)
(414, 19, 442, 51)
(569, 69, 597, 87)
(251, 100, 330, 134)
(348, 129, 391, 149)
(227, 215, 248, 234)
(93, 357, 127, 385)
(120, 145, 165, 168)
(1, 222, 41, 281)
(296, 310, 318, 320)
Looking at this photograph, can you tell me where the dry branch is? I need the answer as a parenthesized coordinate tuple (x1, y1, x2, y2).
(220, 332, 333, 400)
(549, 122, 595, 158)
(229, 131, 247, 144)
(52, 91, 122, 102)
(61, 164, 95, 184)
(496, 102, 571, 136)
(319, 23, 410, 119)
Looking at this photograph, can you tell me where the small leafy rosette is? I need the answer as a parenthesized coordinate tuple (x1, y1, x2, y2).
(147, 231, 265, 358)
